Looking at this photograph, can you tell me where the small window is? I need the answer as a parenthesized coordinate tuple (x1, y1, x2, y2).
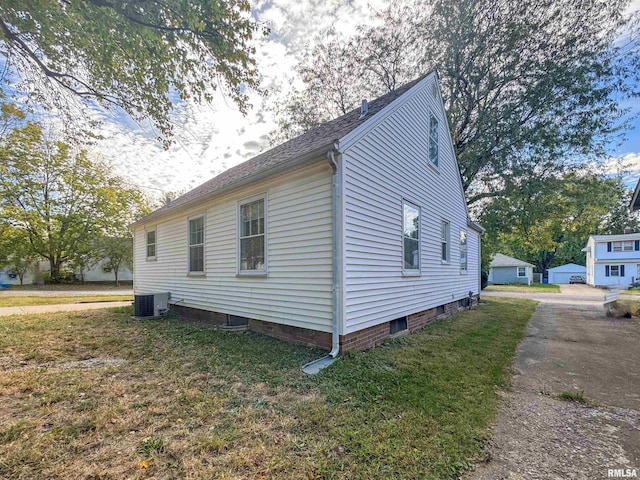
(429, 114, 439, 167)
(240, 198, 266, 271)
(613, 241, 623, 252)
(389, 317, 408, 335)
(436, 305, 445, 316)
(441, 221, 450, 262)
(403, 201, 420, 271)
(610, 265, 620, 277)
(623, 241, 633, 252)
(146, 229, 156, 259)
(459, 230, 467, 272)
(517, 267, 527, 277)
(189, 216, 204, 273)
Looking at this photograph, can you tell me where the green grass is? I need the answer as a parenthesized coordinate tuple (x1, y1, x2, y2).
(620, 288, 640, 296)
(557, 390, 593, 405)
(0, 298, 536, 479)
(484, 283, 560, 293)
(0, 295, 133, 307)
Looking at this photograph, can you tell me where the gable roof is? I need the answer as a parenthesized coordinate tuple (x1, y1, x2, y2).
(134, 72, 434, 226)
(489, 253, 535, 268)
(587, 232, 640, 243)
(630, 178, 640, 211)
(547, 263, 586, 273)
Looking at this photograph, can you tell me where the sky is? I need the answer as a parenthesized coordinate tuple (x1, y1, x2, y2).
(93, 0, 640, 198)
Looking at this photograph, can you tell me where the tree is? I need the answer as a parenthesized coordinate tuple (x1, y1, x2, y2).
(0, 122, 148, 282)
(272, 0, 640, 205)
(0, 225, 37, 285)
(479, 173, 640, 274)
(99, 236, 133, 287)
(0, 1, 265, 146)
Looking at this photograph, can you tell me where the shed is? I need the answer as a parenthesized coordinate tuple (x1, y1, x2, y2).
(488, 253, 534, 286)
(547, 263, 586, 284)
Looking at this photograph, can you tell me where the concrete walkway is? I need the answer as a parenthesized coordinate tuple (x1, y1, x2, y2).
(470, 287, 640, 479)
(0, 301, 132, 317)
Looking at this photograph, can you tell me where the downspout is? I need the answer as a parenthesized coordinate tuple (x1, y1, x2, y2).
(327, 148, 341, 358)
(302, 146, 341, 374)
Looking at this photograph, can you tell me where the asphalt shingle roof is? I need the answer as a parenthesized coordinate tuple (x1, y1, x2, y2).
(135, 73, 431, 226)
(489, 253, 535, 268)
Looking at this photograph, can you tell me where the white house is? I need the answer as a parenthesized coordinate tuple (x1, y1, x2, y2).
(585, 232, 640, 288)
(547, 263, 587, 284)
(132, 72, 482, 355)
(488, 253, 534, 285)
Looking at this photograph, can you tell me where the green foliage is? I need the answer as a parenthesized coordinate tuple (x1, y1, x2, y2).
(271, 0, 639, 204)
(0, 225, 37, 285)
(0, 122, 149, 282)
(480, 172, 639, 273)
(98, 236, 133, 286)
(0, 1, 265, 146)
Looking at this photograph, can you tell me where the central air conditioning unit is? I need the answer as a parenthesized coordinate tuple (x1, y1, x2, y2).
(134, 293, 170, 317)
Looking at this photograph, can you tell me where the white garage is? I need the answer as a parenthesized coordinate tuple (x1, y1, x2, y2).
(547, 263, 587, 284)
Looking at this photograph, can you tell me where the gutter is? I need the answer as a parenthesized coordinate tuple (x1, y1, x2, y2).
(302, 145, 342, 374)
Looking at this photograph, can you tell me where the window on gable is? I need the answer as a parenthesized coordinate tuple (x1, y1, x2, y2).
(146, 229, 156, 259)
(403, 201, 420, 271)
(429, 114, 439, 167)
(459, 230, 467, 272)
(517, 267, 527, 277)
(240, 198, 266, 271)
(441, 221, 450, 262)
(189, 216, 204, 273)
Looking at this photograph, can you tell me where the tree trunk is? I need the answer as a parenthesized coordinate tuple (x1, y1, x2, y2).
(114, 268, 119, 287)
(18, 272, 24, 286)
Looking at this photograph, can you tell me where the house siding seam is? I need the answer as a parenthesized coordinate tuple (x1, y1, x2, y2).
(133, 162, 335, 333)
(342, 76, 480, 334)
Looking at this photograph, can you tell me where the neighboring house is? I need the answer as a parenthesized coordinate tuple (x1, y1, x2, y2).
(547, 263, 587, 284)
(0, 260, 133, 286)
(488, 254, 534, 285)
(584, 232, 640, 288)
(132, 72, 483, 353)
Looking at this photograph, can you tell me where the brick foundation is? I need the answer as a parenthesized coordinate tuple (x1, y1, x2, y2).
(168, 295, 480, 351)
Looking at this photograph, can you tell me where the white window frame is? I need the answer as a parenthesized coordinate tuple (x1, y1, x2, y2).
(187, 214, 205, 275)
(402, 200, 421, 275)
(613, 241, 623, 252)
(517, 267, 527, 277)
(610, 265, 620, 277)
(623, 241, 634, 252)
(146, 228, 156, 260)
(441, 220, 450, 263)
(429, 113, 439, 167)
(238, 194, 267, 275)
(459, 229, 467, 272)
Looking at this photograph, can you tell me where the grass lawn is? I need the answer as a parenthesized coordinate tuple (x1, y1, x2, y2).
(484, 283, 560, 293)
(0, 295, 134, 307)
(0, 297, 536, 479)
(620, 288, 640, 296)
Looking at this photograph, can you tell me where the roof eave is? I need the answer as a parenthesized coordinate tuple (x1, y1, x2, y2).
(131, 142, 336, 228)
(630, 178, 640, 211)
(467, 219, 485, 234)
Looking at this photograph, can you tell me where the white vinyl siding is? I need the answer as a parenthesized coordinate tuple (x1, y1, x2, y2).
(133, 162, 334, 332)
(342, 75, 480, 334)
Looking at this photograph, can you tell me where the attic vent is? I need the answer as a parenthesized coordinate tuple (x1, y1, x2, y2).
(431, 82, 439, 97)
(359, 99, 368, 119)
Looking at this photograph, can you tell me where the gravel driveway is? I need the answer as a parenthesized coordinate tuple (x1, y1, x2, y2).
(470, 286, 640, 479)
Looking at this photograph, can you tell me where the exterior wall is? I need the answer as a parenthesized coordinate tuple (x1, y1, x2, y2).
(168, 297, 477, 351)
(587, 235, 640, 287)
(133, 162, 335, 333)
(81, 260, 133, 282)
(341, 76, 480, 335)
(548, 267, 586, 284)
(489, 266, 532, 285)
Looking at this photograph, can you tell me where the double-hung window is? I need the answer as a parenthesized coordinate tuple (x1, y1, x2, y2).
(146, 229, 156, 259)
(188, 216, 204, 273)
(239, 197, 266, 272)
(441, 221, 450, 262)
(517, 267, 527, 277)
(429, 114, 439, 167)
(459, 230, 467, 272)
(402, 201, 420, 271)
(606, 265, 624, 277)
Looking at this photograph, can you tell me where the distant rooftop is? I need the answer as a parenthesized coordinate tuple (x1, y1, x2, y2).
(489, 253, 535, 268)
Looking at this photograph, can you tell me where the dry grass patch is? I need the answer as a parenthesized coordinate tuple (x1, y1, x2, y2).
(0, 299, 536, 479)
(0, 295, 133, 307)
